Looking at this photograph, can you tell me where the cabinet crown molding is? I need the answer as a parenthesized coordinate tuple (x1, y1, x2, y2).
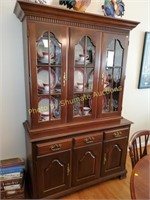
(14, 0, 139, 32)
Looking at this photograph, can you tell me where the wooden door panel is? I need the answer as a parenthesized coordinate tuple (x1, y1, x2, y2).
(78, 151, 96, 179)
(43, 159, 65, 190)
(72, 143, 102, 186)
(36, 150, 71, 198)
(101, 137, 128, 176)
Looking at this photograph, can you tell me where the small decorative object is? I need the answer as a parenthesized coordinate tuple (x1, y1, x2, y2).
(32, 0, 48, 4)
(102, 0, 125, 17)
(59, 0, 91, 12)
(138, 32, 150, 89)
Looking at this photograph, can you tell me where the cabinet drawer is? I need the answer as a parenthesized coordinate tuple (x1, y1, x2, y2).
(74, 132, 103, 148)
(104, 127, 129, 140)
(36, 139, 72, 156)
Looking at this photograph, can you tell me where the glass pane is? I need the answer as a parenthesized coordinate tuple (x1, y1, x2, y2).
(73, 94, 92, 116)
(37, 68, 49, 94)
(87, 68, 94, 91)
(106, 50, 114, 67)
(75, 36, 95, 66)
(86, 37, 95, 66)
(75, 37, 85, 66)
(51, 67, 61, 94)
(83, 97, 91, 115)
(50, 33, 62, 65)
(108, 40, 115, 51)
(51, 96, 61, 119)
(114, 40, 123, 67)
(73, 95, 82, 116)
(74, 68, 84, 91)
(37, 32, 49, 65)
(38, 98, 49, 121)
(102, 95, 110, 112)
(113, 68, 121, 88)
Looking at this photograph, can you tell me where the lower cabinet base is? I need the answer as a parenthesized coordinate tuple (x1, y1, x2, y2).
(25, 120, 131, 199)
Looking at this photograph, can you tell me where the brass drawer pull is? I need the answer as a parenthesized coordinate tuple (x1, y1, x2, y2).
(50, 144, 62, 151)
(85, 137, 95, 144)
(113, 131, 122, 138)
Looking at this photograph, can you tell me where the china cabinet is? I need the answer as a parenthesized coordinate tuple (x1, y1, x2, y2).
(14, 0, 139, 198)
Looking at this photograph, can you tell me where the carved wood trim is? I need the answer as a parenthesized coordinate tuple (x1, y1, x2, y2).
(27, 16, 128, 34)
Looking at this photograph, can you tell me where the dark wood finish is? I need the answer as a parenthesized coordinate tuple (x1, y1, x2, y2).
(72, 142, 102, 186)
(13, 1, 139, 199)
(101, 128, 129, 177)
(36, 150, 71, 198)
(36, 138, 72, 156)
(129, 130, 150, 168)
(73, 132, 103, 147)
(130, 154, 150, 199)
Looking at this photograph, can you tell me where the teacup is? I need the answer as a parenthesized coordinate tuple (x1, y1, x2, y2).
(79, 54, 89, 62)
(77, 82, 84, 90)
(41, 52, 49, 63)
(83, 107, 90, 115)
(43, 83, 49, 92)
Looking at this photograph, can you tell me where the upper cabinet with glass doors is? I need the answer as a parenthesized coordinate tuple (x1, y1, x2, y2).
(16, 1, 139, 129)
(28, 25, 129, 126)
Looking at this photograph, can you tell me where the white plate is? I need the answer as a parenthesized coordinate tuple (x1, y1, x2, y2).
(38, 97, 57, 115)
(37, 68, 57, 89)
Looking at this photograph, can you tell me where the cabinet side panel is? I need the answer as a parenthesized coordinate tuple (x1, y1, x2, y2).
(25, 133, 38, 198)
(22, 19, 31, 124)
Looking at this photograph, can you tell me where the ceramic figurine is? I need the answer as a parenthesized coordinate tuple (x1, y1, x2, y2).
(59, 0, 91, 12)
(102, 0, 125, 17)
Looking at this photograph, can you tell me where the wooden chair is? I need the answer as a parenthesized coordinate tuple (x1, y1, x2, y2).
(129, 130, 150, 168)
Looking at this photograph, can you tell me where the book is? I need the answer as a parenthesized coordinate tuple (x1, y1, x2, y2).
(0, 158, 24, 168)
(0, 177, 23, 191)
(0, 172, 23, 181)
(4, 184, 21, 190)
(0, 165, 25, 175)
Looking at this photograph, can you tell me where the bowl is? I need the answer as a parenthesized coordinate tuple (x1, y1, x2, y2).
(77, 82, 84, 90)
(40, 52, 49, 63)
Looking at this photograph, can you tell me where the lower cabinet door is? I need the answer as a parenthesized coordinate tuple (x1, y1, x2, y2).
(101, 137, 128, 177)
(36, 150, 71, 198)
(72, 143, 102, 186)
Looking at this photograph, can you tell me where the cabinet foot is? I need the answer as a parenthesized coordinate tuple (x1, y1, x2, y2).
(119, 172, 127, 179)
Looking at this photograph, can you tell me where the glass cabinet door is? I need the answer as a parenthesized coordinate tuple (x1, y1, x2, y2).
(37, 32, 62, 122)
(99, 33, 128, 117)
(73, 36, 95, 117)
(68, 28, 100, 122)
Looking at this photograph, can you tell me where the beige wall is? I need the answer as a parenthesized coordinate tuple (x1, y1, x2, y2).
(0, 0, 150, 160)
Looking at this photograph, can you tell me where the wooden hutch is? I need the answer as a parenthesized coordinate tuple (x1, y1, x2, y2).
(14, 0, 139, 198)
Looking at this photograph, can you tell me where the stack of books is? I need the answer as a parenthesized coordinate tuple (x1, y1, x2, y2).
(0, 158, 25, 198)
